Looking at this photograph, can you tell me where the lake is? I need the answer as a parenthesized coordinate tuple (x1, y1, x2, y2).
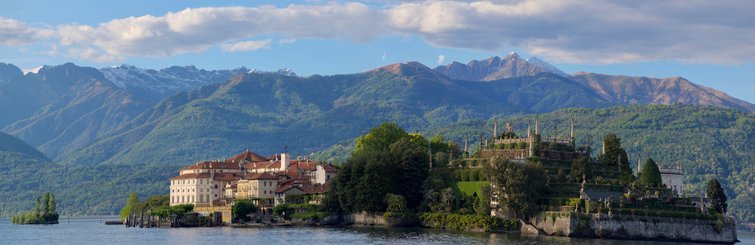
(1, 217, 752, 244)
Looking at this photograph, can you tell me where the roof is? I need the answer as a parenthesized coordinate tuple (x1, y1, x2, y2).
(322, 164, 338, 172)
(244, 161, 281, 170)
(228, 150, 269, 163)
(274, 185, 304, 194)
(213, 172, 240, 181)
(181, 161, 242, 171)
(303, 184, 330, 194)
(170, 173, 211, 180)
(247, 172, 278, 180)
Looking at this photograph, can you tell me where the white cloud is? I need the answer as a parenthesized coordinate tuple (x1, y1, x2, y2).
(221, 39, 272, 52)
(3, 1, 755, 64)
(437, 54, 445, 64)
(382, 51, 387, 61)
(0, 17, 53, 46)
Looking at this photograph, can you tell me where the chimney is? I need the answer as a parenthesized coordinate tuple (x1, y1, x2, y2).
(280, 152, 289, 172)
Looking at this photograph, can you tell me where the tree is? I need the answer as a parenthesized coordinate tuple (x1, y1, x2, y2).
(47, 193, 56, 215)
(600, 134, 622, 166)
(120, 192, 140, 221)
(41, 193, 50, 216)
(618, 149, 634, 185)
(707, 178, 728, 214)
(638, 158, 662, 187)
(570, 156, 591, 181)
(34, 196, 41, 218)
(143, 195, 169, 210)
(485, 158, 545, 218)
(232, 199, 257, 222)
(354, 122, 407, 155)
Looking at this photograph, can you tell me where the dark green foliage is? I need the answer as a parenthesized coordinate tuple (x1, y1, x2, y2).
(570, 156, 591, 182)
(232, 199, 257, 222)
(151, 204, 193, 218)
(485, 158, 546, 218)
(706, 178, 728, 214)
(639, 158, 662, 187)
(143, 195, 169, 210)
(326, 123, 430, 213)
(419, 212, 519, 232)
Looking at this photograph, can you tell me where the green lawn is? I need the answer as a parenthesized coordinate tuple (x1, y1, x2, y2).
(456, 181, 489, 197)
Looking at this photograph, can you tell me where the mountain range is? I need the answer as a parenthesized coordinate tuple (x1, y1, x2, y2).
(0, 54, 752, 222)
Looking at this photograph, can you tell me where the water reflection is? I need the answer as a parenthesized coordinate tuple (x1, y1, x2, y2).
(0, 218, 748, 245)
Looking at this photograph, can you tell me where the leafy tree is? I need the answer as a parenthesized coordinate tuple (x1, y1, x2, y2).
(706, 178, 728, 214)
(120, 192, 140, 221)
(143, 195, 169, 210)
(485, 158, 545, 218)
(638, 158, 662, 187)
(326, 124, 430, 214)
(232, 199, 257, 222)
(473, 184, 492, 215)
(354, 122, 407, 155)
(570, 156, 591, 181)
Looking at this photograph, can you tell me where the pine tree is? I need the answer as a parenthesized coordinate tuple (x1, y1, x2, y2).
(638, 158, 662, 187)
(707, 178, 728, 214)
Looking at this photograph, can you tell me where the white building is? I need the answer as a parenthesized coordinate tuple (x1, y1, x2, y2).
(660, 167, 684, 197)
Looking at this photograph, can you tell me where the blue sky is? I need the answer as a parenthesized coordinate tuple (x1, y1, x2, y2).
(1, 0, 754, 103)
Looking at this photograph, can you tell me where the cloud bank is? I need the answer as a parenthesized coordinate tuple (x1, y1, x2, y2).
(3, 1, 755, 64)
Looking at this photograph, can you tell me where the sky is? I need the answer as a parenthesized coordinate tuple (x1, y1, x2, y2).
(1, 0, 754, 103)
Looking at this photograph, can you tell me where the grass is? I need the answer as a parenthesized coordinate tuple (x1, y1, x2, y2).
(456, 181, 488, 197)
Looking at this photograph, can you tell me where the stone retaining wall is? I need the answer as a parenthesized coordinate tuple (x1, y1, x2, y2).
(528, 212, 737, 243)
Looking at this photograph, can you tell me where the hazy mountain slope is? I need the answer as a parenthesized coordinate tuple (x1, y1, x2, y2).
(0, 63, 155, 158)
(0, 63, 250, 160)
(0, 63, 23, 85)
(572, 72, 755, 113)
(436, 55, 754, 113)
(0, 133, 54, 216)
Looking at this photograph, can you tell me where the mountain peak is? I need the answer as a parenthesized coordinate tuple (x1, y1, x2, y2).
(506, 52, 521, 59)
(373, 61, 435, 76)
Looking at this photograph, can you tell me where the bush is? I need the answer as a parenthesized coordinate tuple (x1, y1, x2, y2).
(419, 213, 519, 232)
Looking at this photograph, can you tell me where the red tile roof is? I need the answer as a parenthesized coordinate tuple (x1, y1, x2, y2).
(181, 161, 242, 171)
(274, 185, 304, 194)
(170, 172, 211, 180)
(228, 150, 269, 162)
(247, 172, 278, 180)
(303, 184, 330, 194)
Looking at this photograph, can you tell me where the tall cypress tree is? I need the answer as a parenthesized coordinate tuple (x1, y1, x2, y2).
(706, 178, 728, 214)
(638, 158, 662, 187)
(41, 193, 50, 216)
(48, 193, 56, 214)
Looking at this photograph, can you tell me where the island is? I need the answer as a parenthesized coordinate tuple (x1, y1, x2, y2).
(121, 122, 736, 243)
(12, 192, 59, 225)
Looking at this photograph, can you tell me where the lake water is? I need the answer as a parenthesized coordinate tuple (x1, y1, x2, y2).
(1, 217, 753, 245)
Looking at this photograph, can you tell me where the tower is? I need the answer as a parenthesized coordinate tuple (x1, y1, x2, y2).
(493, 119, 498, 139)
(570, 120, 575, 144)
(535, 116, 540, 136)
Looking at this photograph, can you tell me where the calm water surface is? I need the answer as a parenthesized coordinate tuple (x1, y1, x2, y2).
(1, 217, 752, 245)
